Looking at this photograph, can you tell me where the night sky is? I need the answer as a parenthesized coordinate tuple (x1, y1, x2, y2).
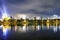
(0, 0, 60, 18)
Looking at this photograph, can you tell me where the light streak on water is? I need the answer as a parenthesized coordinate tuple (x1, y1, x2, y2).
(3, 28, 8, 36)
(59, 26, 60, 30)
(0, 26, 2, 29)
(22, 26, 26, 32)
(14, 26, 17, 31)
(53, 27, 57, 32)
(2, 25, 11, 36)
(36, 25, 40, 30)
(0, 25, 60, 35)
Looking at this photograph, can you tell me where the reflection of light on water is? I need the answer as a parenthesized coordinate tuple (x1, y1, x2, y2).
(1, 25, 60, 35)
(18, 26, 23, 32)
(0, 25, 2, 29)
(14, 26, 17, 31)
(32, 25, 35, 30)
(46, 23, 49, 29)
(3, 28, 8, 36)
(59, 26, 60, 30)
(36, 25, 40, 30)
(53, 27, 57, 32)
(23, 26, 26, 32)
(49, 26, 54, 29)
(2, 25, 11, 36)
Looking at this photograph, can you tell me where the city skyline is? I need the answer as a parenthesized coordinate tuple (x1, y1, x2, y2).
(0, 0, 60, 18)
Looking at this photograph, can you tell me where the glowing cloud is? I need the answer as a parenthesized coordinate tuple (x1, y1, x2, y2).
(17, 14, 26, 19)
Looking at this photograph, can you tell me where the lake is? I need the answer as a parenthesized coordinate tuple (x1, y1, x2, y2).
(0, 25, 60, 40)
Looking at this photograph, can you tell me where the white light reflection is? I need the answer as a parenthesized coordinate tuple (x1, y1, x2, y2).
(0, 26, 2, 29)
(53, 27, 57, 32)
(59, 26, 60, 30)
(22, 26, 26, 32)
(3, 28, 8, 36)
(14, 26, 17, 31)
(2, 25, 11, 36)
(36, 25, 40, 30)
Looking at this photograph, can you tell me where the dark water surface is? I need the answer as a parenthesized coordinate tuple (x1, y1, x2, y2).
(0, 25, 60, 40)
